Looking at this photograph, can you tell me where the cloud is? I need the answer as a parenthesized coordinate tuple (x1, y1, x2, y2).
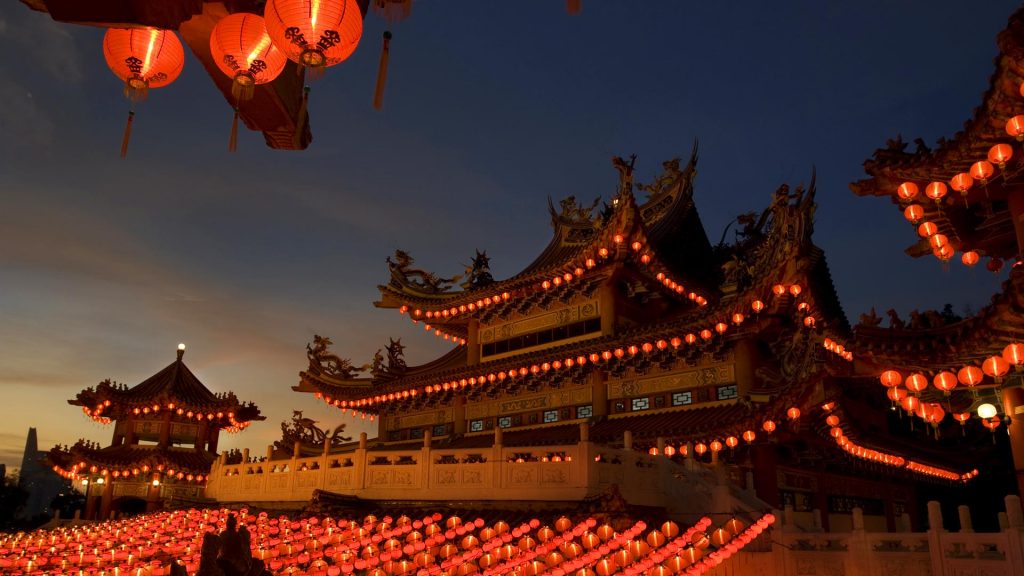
(0, 6, 82, 83)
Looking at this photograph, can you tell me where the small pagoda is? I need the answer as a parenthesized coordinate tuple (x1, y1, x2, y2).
(49, 344, 263, 519)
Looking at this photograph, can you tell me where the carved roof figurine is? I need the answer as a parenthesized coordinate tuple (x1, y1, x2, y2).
(275, 410, 352, 456)
(386, 337, 407, 373)
(387, 250, 461, 294)
(460, 250, 495, 290)
(306, 334, 369, 380)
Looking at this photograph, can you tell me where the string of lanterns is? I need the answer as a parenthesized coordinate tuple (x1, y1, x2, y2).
(51, 461, 207, 485)
(0, 508, 774, 576)
(81, 400, 253, 433)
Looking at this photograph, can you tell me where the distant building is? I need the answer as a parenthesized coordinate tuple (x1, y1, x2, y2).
(17, 428, 64, 519)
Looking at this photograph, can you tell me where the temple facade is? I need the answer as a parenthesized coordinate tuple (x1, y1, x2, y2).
(48, 345, 264, 519)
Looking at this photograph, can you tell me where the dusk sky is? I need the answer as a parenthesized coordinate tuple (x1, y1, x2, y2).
(0, 1, 1016, 471)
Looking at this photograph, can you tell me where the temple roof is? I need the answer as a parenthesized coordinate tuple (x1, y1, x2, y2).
(849, 7, 1024, 260)
(49, 442, 215, 477)
(71, 348, 264, 425)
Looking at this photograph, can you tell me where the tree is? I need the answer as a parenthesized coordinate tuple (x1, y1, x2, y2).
(0, 475, 28, 530)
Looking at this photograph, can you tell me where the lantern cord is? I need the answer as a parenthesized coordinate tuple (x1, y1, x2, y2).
(229, 108, 239, 153)
(567, 0, 582, 14)
(293, 86, 310, 149)
(374, 31, 392, 110)
(120, 110, 135, 159)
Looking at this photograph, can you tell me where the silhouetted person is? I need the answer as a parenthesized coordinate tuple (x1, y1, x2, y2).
(196, 531, 224, 576)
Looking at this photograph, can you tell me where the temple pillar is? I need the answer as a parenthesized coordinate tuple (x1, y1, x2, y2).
(599, 282, 616, 337)
(158, 411, 172, 447)
(84, 483, 97, 520)
(751, 444, 779, 508)
(452, 395, 467, 436)
(733, 338, 757, 397)
(207, 428, 219, 454)
(99, 479, 114, 520)
(623, 431, 633, 451)
(124, 416, 136, 446)
(1001, 387, 1024, 497)
(197, 421, 209, 451)
(146, 474, 161, 513)
(467, 319, 480, 366)
(590, 371, 608, 418)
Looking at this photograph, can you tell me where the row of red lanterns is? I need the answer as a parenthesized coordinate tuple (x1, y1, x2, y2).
(82, 400, 251, 431)
(878, 342, 1024, 396)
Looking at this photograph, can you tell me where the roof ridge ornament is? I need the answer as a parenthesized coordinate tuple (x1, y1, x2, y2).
(610, 154, 637, 207)
(177, 342, 186, 361)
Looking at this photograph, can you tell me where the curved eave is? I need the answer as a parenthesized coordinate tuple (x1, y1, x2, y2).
(853, 267, 1024, 367)
(50, 445, 216, 476)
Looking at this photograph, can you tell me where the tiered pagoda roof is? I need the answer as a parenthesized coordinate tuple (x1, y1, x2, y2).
(850, 6, 1024, 261)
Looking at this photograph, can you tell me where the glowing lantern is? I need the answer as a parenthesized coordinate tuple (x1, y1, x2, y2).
(714, 322, 728, 334)
(983, 355, 1010, 380)
(772, 284, 786, 296)
(933, 243, 954, 262)
(751, 300, 765, 313)
(741, 430, 756, 443)
(762, 420, 776, 434)
(825, 414, 840, 427)
(950, 173, 973, 197)
(924, 181, 947, 203)
(970, 160, 994, 184)
(1008, 115, 1024, 140)
(102, 28, 185, 157)
(917, 222, 938, 238)
(803, 316, 816, 328)
(931, 371, 956, 394)
(989, 143, 1013, 168)
(789, 284, 802, 297)
(958, 365, 984, 387)
(786, 407, 801, 420)
(210, 13, 288, 151)
(709, 440, 723, 453)
(977, 403, 998, 419)
(961, 251, 980, 267)
(900, 395, 920, 412)
(886, 387, 907, 402)
(928, 234, 949, 250)
(905, 372, 928, 394)
(879, 370, 902, 388)
(1003, 343, 1024, 367)
(732, 313, 745, 325)
(903, 204, 924, 224)
(725, 436, 739, 448)
(829, 427, 843, 439)
(694, 443, 707, 456)
(896, 182, 919, 201)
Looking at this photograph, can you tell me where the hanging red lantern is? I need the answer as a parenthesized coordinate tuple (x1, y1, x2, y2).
(957, 365, 984, 387)
(264, 0, 362, 68)
(825, 414, 840, 427)
(210, 13, 288, 152)
(924, 181, 947, 203)
(886, 387, 907, 402)
(762, 420, 776, 434)
(1003, 342, 1024, 367)
(982, 355, 1010, 380)
(879, 370, 902, 388)
(751, 300, 765, 313)
(903, 204, 924, 224)
(970, 160, 994, 184)
(950, 173, 973, 196)
(1007, 115, 1024, 141)
(786, 407, 801, 420)
(905, 373, 928, 394)
(961, 251, 980, 267)
(900, 395, 920, 412)
(741, 430, 756, 443)
(102, 28, 185, 157)
(917, 222, 938, 238)
(932, 371, 957, 395)
(987, 258, 1004, 273)
(989, 143, 1013, 168)
(928, 234, 949, 250)
(896, 182, 919, 202)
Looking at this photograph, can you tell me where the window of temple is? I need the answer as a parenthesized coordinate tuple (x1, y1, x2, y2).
(672, 392, 692, 406)
(410, 428, 424, 439)
(469, 420, 484, 432)
(716, 385, 738, 401)
(543, 410, 559, 423)
(432, 424, 447, 436)
(631, 398, 650, 411)
(498, 417, 512, 428)
(576, 405, 592, 419)
(481, 318, 601, 357)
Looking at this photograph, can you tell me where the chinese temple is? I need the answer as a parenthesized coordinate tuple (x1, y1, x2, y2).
(48, 345, 264, 519)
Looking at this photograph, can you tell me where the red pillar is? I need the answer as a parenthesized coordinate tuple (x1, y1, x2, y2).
(1002, 387, 1024, 497)
(751, 444, 780, 508)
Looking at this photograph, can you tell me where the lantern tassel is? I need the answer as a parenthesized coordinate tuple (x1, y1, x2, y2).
(120, 110, 134, 159)
(229, 108, 239, 153)
(293, 86, 310, 149)
(374, 31, 392, 110)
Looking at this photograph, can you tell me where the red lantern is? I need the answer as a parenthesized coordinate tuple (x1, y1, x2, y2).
(917, 222, 938, 238)
(265, 0, 363, 68)
(932, 371, 957, 394)
(751, 300, 765, 313)
(961, 251, 980, 267)
(989, 143, 1013, 168)
(1008, 115, 1024, 140)
(928, 234, 949, 250)
(886, 387, 907, 402)
(987, 258, 1005, 273)
(905, 373, 928, 394)
(970, 160, 994, 183)
(900, 395, 920, 412)
(903, 204, 924, 224)
(879, 370, 902, 388)
(786, 407, 801, 420)
(983, 355, 1010, 380)
(1003, 343, 1024, 367)
(210, 13, 288, 151)
(924, 182, 947, 203)
(896, 182, 919, 201)
(741, 430, 756, 443)
(103, 28, 185, 157)
(957, 365, 984, 387)
(949, 173, 973, 195)
(762, 420, 776, 434)
(825, 414, 840, 427)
